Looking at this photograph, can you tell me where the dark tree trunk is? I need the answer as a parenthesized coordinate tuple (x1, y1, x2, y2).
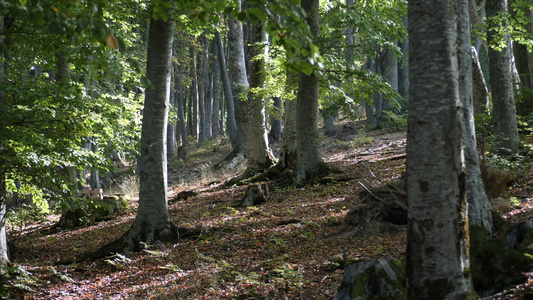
(268, 96, 283, 142)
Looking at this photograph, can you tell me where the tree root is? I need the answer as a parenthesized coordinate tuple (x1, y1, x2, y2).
(82, 222, 201, 261)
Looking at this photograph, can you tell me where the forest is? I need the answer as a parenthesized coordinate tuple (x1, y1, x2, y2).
(1, 0, 533, 298)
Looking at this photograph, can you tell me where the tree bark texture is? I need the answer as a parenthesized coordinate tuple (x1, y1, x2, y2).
(197, 36, 208, 143)
(471, 47, 490, 115)
(211, 40, 221, 137)
(215, 30, 238, 147)
(120, 15, 177, 252)
(176, 63, 188, 146)
(486, 0, 520, 153)
(407, 0, 475, 298)
(228, 1, 249, 156)
(295, 0, 327, 185)
(459, 2, 493, 232)
(245, 15, 274, 172)
(189, 46, 199, 138)
(0, 16, 8, 267)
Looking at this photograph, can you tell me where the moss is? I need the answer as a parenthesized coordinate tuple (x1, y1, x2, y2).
(470, 224, 533, 294)
(349, 266, 374, 299)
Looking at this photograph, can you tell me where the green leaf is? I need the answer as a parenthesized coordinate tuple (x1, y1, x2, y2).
(19, 0, 27, 5)
(247, 8, 267, 23)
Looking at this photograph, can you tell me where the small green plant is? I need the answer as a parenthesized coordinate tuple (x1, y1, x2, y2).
(49, 266, 74, 282)
(5, 263, 40, 292)
(381, 111, 408, 131)
(351, 128, 374, 147)
(105, 253, 132, 268)
(270, 236, 285, 245)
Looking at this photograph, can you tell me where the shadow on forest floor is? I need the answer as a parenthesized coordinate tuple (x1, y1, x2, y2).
(6, 120, 533, 299)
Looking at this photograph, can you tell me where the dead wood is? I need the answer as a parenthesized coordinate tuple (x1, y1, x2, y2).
(337, 178, 407, 237)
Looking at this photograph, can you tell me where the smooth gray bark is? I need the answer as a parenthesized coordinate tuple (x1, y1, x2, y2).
(407, 0, 474, 298)
(189, 46, 199, 139)
(245, 16, 274, 172)
(211, 40, 221, 137)
(167, 79, 177, 158)
(295, 0, 327, 185)
(228, 1, 249, 156)
(486, 0, 520, 153)
(104, 15, 178, 254)
(197, 36, 208, 143)
(176, 63, 188, 146)
(471, 47, 490, 115)
(215, 30, 237, 145)
(277, 72, 298, 170)
(459, 5, 493, 232)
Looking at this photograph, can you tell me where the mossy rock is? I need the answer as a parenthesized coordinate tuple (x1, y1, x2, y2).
(470, 224, 533, 296)
(57, 195, 129, 228)
(334, 258, 406, 300)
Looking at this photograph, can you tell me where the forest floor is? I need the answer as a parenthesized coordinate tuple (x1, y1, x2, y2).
(6, 121, 533, 299)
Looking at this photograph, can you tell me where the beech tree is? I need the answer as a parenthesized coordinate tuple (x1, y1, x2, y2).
(486, 0, 520, 153)
(406, 0, 475, 297)
(91, 7, 178, 256)
(295, 0, 328, 185)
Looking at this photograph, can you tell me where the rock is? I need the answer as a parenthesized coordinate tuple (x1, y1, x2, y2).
(334, 258, 406, 300)
(57, 195, 128, 228)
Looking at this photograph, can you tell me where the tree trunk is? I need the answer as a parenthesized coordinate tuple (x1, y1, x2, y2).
(211, 40, 221, 137)
(190, 46, 199, 139)
(167, 80, 177, 158)
(176, 63, 188, 146)
(244, 13, 274, 172)
(406, 0, 475, 298)
(228, 1, 249, 156)
(471, 47, 490, 115)
(398, 16, 409, 102)
(277, 71, 299, 171)
(94, 14, 178, 256)
(459, 2, 493, 232)
(0, 16, 9, 269)
(295, 0, 328, 185)
(197, 36, 208, 143)
(268, 96, 283, 142)
(215, 29, 238, 146)
(486, 0, 520, 153)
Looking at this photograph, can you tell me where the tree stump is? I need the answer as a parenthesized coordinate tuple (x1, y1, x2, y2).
(239, 183, 270, 207)
(177, 146, 187, 160)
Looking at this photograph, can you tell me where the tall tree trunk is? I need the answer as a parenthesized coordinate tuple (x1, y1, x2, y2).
(406, 0, 474, 298)
(228, 1, 249, 156)
(245, 13, 274, 172)
(268, 96, 283, 142)
(189, 46, 199, 139)
(295, 0, 327, 185)
(92, 13, 178, 256)
(459, 2, 493, 232)
(486, 0, 520, 153)
(511, 0, 533, 113)
(176, 63, 188, 146)
(472, 47, 490, 115)
(167, 76, 177, 158)
(197, 37, 207, 143)
(211, 40, 221, 137)
(398, 16, 409, 102)
(215, 29, 237, 146)
(0, 16, 9, 269)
